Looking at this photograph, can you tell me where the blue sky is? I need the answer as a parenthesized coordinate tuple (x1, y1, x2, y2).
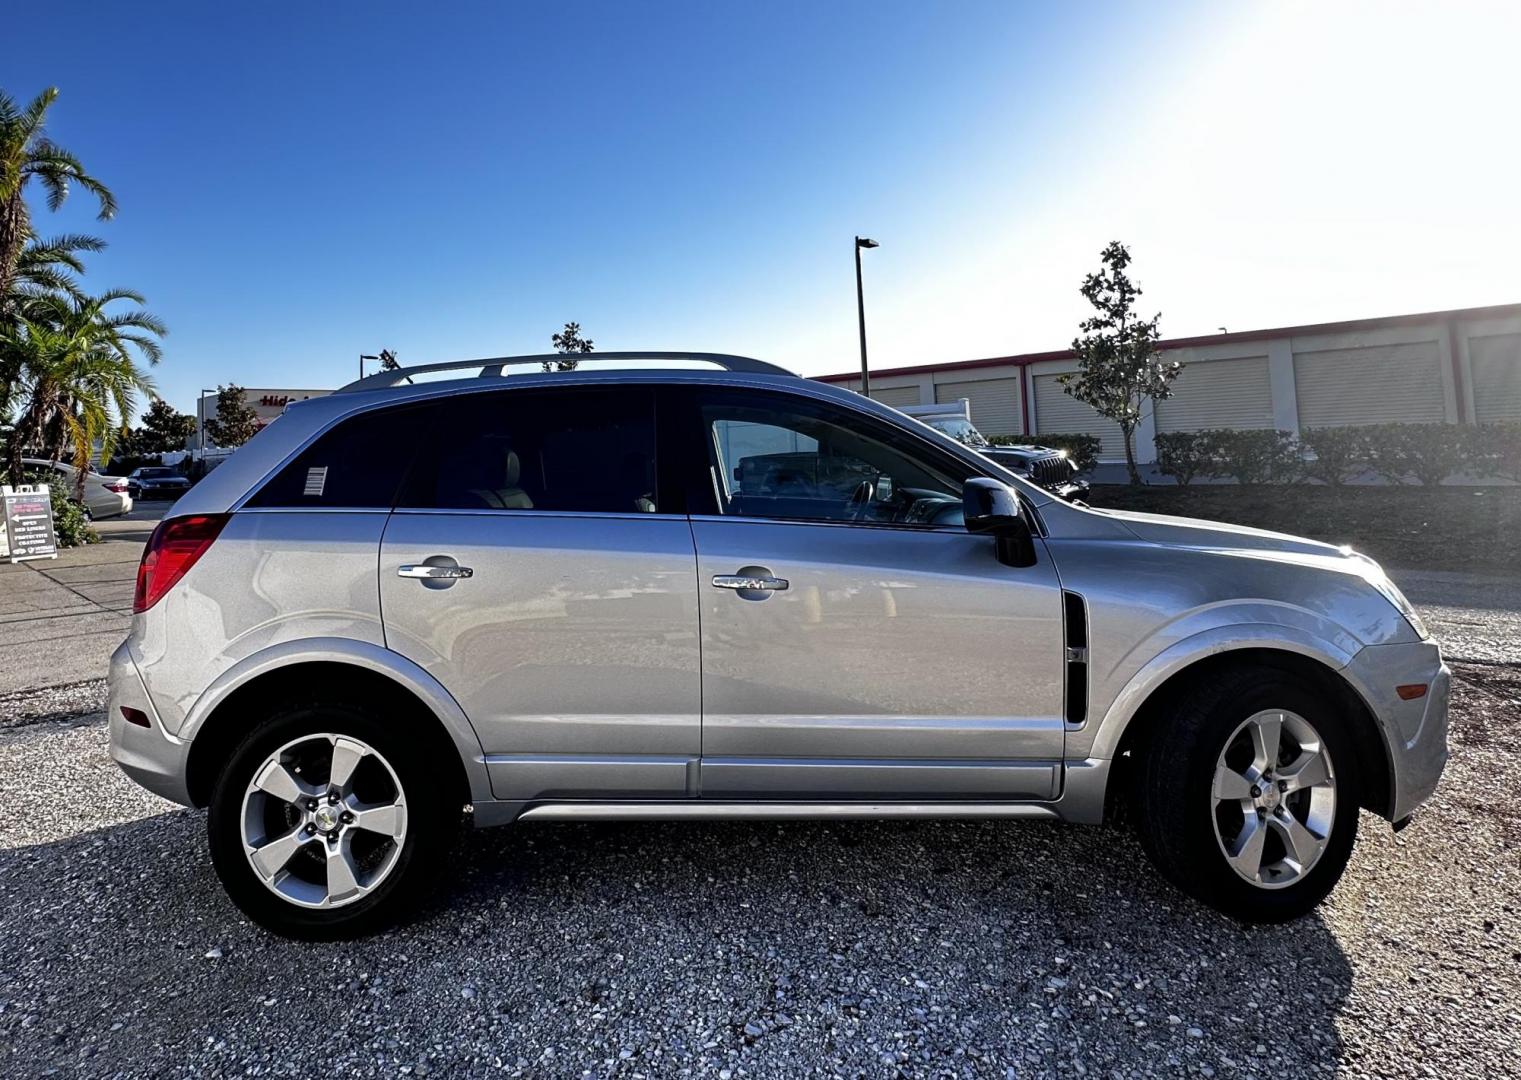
(10, 1, 1518, 413)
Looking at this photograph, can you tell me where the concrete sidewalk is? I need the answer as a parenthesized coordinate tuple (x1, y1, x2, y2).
(0, 507, 163, 694)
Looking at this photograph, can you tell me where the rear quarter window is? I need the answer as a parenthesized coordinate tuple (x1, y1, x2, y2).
(246, 403, 431, 509)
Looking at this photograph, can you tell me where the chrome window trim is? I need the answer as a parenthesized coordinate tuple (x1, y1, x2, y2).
(389, 508, 688, 522)
(686, 513, 968, 536)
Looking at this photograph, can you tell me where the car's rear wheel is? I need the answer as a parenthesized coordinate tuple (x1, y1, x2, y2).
(1130, 667, 1361, 922)
(207, 702, 459, 939)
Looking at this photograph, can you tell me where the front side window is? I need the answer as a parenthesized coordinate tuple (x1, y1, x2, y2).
(700, 392, 967, 526)
(400, 387, 658, 514)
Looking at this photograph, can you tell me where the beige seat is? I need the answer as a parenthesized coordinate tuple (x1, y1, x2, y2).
(468, 449, 534, 509)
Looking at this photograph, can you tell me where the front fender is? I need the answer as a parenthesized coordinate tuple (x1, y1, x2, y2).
(180, 636, 493, 805)
(1083, 622, 1357, 762)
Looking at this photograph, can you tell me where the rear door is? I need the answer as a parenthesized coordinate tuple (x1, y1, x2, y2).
(378, 386, 702, 804)
(676, 385, 1067, 801)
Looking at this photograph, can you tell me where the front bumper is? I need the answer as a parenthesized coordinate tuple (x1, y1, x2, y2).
(1342, 640, 1451, 821)
(107, 641, 194, 806)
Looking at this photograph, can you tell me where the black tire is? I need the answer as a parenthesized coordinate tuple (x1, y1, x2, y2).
(207, 701, 460, 939)
(1130, 666, 1362, 923)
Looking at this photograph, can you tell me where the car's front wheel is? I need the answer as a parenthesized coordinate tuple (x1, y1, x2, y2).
(1131, 667, 1361, 922)
(207, 702, 459, 939)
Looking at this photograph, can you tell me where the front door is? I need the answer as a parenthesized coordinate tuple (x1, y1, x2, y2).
(379, 386, 701, 804)
(677, 386, 1066, 800)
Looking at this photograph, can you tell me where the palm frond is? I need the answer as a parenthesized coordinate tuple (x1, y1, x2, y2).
(18, 88, 59, 145)
(89, 286, 148, 307)
(24, 139, 117, 219)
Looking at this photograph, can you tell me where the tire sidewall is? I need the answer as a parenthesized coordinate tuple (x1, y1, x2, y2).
(207, 703, 453, 940)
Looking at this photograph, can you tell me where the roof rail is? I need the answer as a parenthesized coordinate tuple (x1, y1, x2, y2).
(336, 351, 796, 393)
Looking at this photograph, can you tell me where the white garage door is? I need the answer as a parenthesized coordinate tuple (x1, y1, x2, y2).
(1293, 342, 1446, 427)
(934, 377, 1022, 436)
(1155, 356, 1275, 432)
(1032, 374, 1125, 458)
(1469, 333, 1521, 424)
(869, 385, 922, 408)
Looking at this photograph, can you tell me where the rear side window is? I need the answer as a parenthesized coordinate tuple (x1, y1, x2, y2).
(247, 404, 429, 509)
(398, 387, 658, 514)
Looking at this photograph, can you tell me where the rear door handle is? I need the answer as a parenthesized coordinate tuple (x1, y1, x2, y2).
(712, 571, 788, 592)
(398, 564, 473, 580)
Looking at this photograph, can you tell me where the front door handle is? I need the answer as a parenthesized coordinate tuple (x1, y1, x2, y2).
(711, 566, 789, 598)
(398, 564, 474, 580)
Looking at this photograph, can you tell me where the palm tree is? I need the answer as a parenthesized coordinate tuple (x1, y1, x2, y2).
(0, 87, 116, 312)
(2, 289, 162, 488)
(6, 233, 103, 315)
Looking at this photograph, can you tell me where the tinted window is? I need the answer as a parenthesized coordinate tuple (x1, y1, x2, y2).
(698, 391, 969, 526)
(247, 404, 428, 508)
(399, 387, 658, 514)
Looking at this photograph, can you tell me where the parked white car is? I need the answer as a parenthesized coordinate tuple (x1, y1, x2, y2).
(21, 458, 134, 519)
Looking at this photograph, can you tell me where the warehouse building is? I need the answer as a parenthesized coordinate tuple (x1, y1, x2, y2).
(817, 302, 1521, 464)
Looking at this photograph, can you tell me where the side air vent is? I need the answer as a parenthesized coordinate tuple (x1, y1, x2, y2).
(1063, 590, 1089, 725)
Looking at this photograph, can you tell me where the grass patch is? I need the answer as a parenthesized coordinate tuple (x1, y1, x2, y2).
(1085, 484, 1521, 575)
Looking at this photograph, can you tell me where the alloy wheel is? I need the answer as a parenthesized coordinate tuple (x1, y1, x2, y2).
(240, 733, 408, 909)
(1211, 709, 1337, 889)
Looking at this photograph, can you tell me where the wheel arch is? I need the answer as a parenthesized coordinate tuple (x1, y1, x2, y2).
(1102, 647, 1394, 822)
(181, 641, 490, 811)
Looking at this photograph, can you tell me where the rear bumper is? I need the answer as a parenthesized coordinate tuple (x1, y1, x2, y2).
(1342, 641, 1450, 821)
(107, 641, 193, 806)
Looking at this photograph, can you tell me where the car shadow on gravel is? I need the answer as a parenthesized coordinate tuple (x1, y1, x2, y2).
(1, 806, 1356, 1075)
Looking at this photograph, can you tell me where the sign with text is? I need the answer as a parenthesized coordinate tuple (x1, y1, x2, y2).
(2, 484, 59, 563)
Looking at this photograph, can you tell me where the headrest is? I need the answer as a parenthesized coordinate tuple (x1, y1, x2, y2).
(503, 449, 521, 487)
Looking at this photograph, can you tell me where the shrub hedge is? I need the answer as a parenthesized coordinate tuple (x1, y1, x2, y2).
(1136, 422, 1517, 486)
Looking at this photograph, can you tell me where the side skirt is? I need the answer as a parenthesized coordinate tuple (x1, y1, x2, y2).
(513, 801, 1062, 822)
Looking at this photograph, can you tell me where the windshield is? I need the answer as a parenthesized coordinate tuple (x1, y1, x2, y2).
(925, 417, 989, 447)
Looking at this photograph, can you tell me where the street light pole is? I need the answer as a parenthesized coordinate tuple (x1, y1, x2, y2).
(854, 237, 879, 397)
(359, 353, 380, 380)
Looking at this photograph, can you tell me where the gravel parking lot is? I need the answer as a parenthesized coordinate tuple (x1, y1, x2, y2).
(1, 573, 1518, 1078)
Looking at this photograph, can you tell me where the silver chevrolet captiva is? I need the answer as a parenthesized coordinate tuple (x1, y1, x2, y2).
(109, 353, 1449, 938)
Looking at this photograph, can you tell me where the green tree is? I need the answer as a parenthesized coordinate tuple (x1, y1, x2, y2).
(546, 321, 593, 371)
(2, 234, 105, 430)
(1060, 242, 1180, 484)
(132, 397, 197, 454)
(203, 384, 260, 448)
(2, 289, 162, 489)
(0, 87, 116, 316)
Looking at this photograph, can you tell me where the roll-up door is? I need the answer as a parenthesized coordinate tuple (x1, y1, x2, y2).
(1032, 374, 1125, 458)
(934, 377, 1022, 435)
(1155, 356, 1274, 432)
(869, 385, 922, 409)
(1469, 333, 1521, 424)
(1293, 342, 1445, 427)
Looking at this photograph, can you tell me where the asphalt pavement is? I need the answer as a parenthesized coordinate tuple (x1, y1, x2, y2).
(0, 521, 1517, 1077)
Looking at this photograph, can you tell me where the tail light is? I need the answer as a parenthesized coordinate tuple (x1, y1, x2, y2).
(104, 480, 130, 493)
(133, 514, 229, 613)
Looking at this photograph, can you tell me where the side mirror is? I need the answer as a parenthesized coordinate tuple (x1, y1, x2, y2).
(963, 478, 1037, 567)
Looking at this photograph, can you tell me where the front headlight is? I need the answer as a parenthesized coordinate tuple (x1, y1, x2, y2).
(1348, 551, 1430, 640)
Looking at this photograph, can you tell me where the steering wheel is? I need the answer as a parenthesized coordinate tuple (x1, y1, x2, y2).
(847, 478, 875, 521)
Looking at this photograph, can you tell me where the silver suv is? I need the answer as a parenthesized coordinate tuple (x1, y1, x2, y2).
(108, 353, 1449, 938)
